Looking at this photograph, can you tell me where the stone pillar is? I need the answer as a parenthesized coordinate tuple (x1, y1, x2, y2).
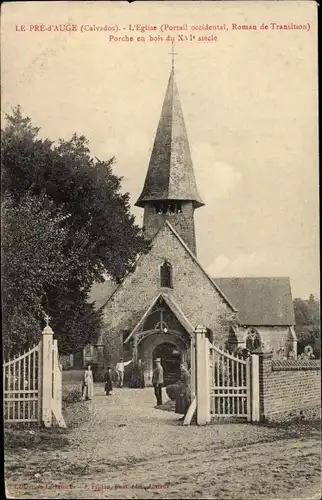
(190, 333, 196, 398)
(289, 326, 298, 359)
(41, 325, 53, 428)
(145, 353, 153, 387)
(195, 324, 211, 425)
(259, 348, 273, 422)
(251, 346, 273, 422)
(250, 352, 260, 422)
(133, 334, 138, 363)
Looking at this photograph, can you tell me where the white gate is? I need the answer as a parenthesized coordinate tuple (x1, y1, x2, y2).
(3, 344, 40, 424)
(3, 325, 66, 428)
(210, 345, 251, 419)
(192, 325, 252, 425)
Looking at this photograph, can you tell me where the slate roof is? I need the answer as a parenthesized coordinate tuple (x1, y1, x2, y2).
(135, 66, 204, 208)
(213, 277, 295, 326)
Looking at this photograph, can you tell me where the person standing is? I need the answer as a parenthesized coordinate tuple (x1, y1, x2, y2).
(104, 367, 113, 396)
(152, 358, 164, 407)
(175, 362, 191, 421)
(130, 358, 146, 388)
(82, 365, 94, 400)
(115, 357, 132, 388)
(137, 358, 145, 388)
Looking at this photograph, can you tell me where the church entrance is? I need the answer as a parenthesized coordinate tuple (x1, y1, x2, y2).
(153, 342, 181, 386)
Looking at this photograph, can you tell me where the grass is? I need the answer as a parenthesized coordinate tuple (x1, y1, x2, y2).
(5, 382, 91, 452)
(4, 427, 70, 451)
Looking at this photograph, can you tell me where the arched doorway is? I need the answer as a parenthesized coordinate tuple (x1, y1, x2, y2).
(153, 342, 182, 386)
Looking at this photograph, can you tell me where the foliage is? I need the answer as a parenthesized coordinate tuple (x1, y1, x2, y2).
(62, 388, 83, 404)
(2, 106, 149, 356)
(293, 294, 320, 327)
(293, 295, 320, 358)
(2, 193, 78, 354)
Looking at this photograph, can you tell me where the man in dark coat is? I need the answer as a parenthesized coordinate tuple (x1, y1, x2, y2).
(152, 358, 163, 407)
(175, 363, 191, 420)
(104, 367, 113, 396)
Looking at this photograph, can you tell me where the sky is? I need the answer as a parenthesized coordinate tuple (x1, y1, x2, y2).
(1, 1, 319, 299)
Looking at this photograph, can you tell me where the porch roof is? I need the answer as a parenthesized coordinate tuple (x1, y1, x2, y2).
(124, 292, 195, 344)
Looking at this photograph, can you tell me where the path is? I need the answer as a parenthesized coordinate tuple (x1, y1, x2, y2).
(5, 385, 321, 499)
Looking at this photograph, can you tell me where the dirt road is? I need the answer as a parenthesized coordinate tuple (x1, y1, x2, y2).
(5, 385, 321, 499)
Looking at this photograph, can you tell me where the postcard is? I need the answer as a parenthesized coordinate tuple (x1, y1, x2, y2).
(2, 1, 320, 499)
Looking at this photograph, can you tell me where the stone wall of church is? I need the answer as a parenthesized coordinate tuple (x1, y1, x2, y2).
(99, 224, 233, 367)
(235, 326, 296, 358)
(143, 202, 196, 254)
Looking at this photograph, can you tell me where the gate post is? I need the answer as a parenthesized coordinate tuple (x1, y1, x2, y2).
(251, 347, 273, 423)
(190, 331, 196, 398)
(246, 356, 252, 422)
(250, 352, 260, 422)
(195, 324, 210, 425)
(41, 325, 53, 427)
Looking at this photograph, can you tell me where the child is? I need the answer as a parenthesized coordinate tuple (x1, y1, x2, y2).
(104, 367, 113, 396)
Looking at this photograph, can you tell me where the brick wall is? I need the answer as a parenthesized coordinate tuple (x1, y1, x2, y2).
(259, 354, 321, 422)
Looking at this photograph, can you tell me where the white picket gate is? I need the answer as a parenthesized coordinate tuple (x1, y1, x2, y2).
(191, 324, 256, 425)
(210, 344, 251, 419)
(3, 325, 66, 428)
(3, 344, 40, 423)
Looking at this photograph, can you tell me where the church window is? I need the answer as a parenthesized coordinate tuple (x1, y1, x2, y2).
(154, 201, 182, 215)
(160, 260, 173, 288)
(246, 328, 261, 352)
(154, 203, 163, 214)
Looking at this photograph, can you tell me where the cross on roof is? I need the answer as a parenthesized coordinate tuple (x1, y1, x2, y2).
(44, 313, 51, 327)
(168, 41, 178, 69)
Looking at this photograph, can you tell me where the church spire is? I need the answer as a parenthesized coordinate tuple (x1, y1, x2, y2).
(135, 54, 204, 209)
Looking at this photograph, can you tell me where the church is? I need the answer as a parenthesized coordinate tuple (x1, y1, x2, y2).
(86, 59, 297, 385)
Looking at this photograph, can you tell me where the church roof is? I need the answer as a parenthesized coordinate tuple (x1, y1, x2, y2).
(213, 277, 295, 326)
(135, 66, 204, 208)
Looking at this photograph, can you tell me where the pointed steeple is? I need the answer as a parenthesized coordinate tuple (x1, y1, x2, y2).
(135, 64, 204, 209)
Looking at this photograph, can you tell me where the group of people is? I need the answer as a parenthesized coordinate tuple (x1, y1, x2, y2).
(81, 357, 145, 400)
(81, 357, 192, 421)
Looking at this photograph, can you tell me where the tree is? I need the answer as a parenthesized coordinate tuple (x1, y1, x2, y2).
(293, 295, 320, 358)
(2, 106, 149, 356)
(2, 193, 83, 355)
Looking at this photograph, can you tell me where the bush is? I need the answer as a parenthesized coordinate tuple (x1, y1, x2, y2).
(62, 388, 83, 404)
